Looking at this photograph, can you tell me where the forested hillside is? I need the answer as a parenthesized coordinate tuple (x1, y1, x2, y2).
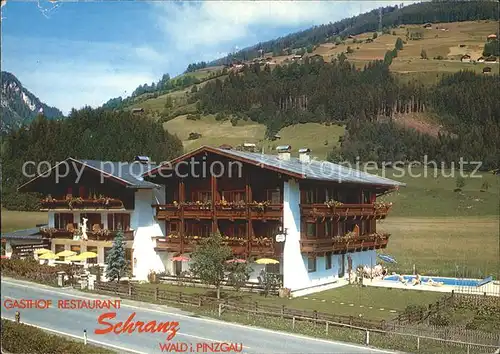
(1, 107, 183, 210)
(194, 59, 499, 170)
(209, 0, 498, 64)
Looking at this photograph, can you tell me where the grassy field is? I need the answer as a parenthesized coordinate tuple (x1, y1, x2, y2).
(315, 20, 497, 74)
(379, 216, 499, 278)
(1, 209, 47, 233)
(164, 115, 345, 158)
(140, 281, 442, 321)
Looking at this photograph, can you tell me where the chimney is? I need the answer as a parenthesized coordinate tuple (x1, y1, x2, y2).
(243, 143, 256, 152)
(276, 145, 291, 161)
(134, 156, 150, 164)
(298, 148, 311, 163)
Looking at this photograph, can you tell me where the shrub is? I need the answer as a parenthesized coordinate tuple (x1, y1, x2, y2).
(1, 319, 114, 354)
(429, 312, 451, 326)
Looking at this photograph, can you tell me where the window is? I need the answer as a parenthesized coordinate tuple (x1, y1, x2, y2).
(305, 189, 316, 203)
(81, 213, 101, 229)
(55, 245, 65, 261)
(78, 186, 86, 198)
(307, 256, 316, 272)
(306, 223, 316, 238)
(54, 213, 74, 229)
(107, 213, 130, 230)
(125, 248, 133, 272)
(103, 247, 112, 263)
(168, 222, 178, 233)
(221, 190, 245, 203)
(197, 191, 211, 202)
(266, 189, 281, 203)
(337, 222, 346, 236)
(325, 222, 332, 238)
(86, 246, 98, 264)
(71, 245, 81, 254)
(325, 252, 332, 270)
(235, 223, 246, 238)
(266, 263, 279, 274)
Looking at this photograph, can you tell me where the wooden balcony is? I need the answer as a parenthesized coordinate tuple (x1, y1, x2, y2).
(300, 233, 390, 255)
(155, 235, 278, 257)
(249, 204, 283, 220)
(215, 205, 247, 219)
(300, 203, 392, 221)
(39, 228, 134, 241)
(40, 198, 124, 210)
(154, 203, 284, 221)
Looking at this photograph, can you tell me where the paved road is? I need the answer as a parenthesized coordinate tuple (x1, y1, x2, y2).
(1, 279, 393, 354)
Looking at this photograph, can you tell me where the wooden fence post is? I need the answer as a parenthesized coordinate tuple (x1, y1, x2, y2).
(179, 292, 182, 303)
(155, 287, 159, 301)
(292, 316, 295, 329)
(416, 336, 420, 351)
(365, 330, 370, 345)
(325, 321, 329, 335)
(466, 344, 470, 354)
(218, 303, 223, 317)
(254, 301, 258, 314)
(281, 304, 285, 318)
(313, 310, 318, 320)
(128, 282, 132, 297)
(198, 296, 202, 307)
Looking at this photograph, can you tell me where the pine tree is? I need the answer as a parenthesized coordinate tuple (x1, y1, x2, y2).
(105, 231, 128, 282)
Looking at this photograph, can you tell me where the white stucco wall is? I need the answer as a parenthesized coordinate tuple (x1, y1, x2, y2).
(131, 189, 166, 280)
(48, 212, 55, 227)
(282, 179, 311, 291)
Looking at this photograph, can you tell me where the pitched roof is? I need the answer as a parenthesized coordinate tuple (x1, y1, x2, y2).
(1, 227, 44, 240)
(18, 157, 160, 191)
(144, 146, 405, 188)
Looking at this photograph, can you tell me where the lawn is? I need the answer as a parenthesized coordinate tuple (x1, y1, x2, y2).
(164, 115, 345, 158)
(379, 167, 499, 217)
(1, 209, 47, 233)
(379, 216, 499, 278)
(140, 281, 442, 321)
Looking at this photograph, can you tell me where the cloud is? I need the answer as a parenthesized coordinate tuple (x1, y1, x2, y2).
(154, 1, 419, 53)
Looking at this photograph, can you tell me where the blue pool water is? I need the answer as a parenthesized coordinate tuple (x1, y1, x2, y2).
(383, 275, 480, 287)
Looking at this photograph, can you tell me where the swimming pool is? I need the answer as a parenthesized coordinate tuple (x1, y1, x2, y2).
(383, 275, 481, 287)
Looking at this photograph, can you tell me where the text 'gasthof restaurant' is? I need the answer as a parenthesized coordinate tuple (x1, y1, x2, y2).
(3, 299, 121, 310)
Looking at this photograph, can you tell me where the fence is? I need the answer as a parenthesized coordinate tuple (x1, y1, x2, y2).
(156, 274, 279, 295)
(387, 293, 454, 327)
(93, 281, 500, 353)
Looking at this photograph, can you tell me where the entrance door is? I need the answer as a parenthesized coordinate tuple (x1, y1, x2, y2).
(338, 254, 345, 278)
(174, 260, 182, 276)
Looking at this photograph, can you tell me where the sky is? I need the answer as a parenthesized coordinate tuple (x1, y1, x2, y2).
(1, 0, 418, 114)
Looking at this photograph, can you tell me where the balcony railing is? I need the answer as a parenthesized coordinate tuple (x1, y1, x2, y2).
(154, 202, 283, 220)
(300, 203, 392, 220)
(155, 234, 278, 256)
(300, 233, 390, 254)
(39, 227, 134, 241)
(40, 197, 124, 210)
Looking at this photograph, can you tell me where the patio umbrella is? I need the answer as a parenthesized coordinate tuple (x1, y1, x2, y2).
(79, 251, 98, 259)
(39, 252, 57, 260)
(255, 258, 279, 265)
(34, 248, 51, 255)
(55, 250, 76, 257)
(378, 254, 397, 264)
(226, 258, 247, 263)
(67, 254, 85, 262)
(171, 255, 190, 262)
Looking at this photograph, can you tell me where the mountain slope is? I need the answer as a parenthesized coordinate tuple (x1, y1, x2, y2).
(1, 71, 64, 132)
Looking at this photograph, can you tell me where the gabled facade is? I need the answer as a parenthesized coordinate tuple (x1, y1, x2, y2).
(144, 145, 404, 295)
(17, 157, 167, 280)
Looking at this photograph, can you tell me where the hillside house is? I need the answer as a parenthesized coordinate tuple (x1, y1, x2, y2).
(145, 145, 403, 295)
(17, 157, 166, 280)
(18, 146, 404, 295)
(461, 54, 471, 63)
(132, 108, 144, 114)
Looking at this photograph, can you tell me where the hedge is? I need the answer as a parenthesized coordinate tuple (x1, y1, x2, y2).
(1, 320, 116, 354)
(0, 258, 78, 286)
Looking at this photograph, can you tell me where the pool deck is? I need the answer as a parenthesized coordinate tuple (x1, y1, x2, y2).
(362, 277, 500, 296)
